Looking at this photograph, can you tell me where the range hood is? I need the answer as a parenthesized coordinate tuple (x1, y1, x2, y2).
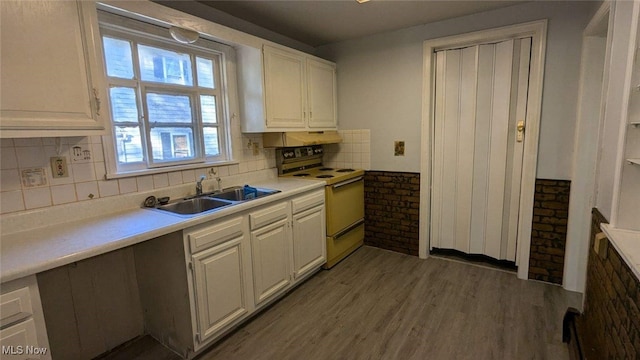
(262, 131, 342, 147)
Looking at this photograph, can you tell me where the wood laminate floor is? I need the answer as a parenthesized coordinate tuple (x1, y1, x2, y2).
(105, 246, 581, 360)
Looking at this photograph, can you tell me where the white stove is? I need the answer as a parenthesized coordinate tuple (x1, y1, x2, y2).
(276, 146, 365, 268)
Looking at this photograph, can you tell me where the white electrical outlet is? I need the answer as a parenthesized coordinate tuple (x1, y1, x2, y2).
(50, 156, 69, 178)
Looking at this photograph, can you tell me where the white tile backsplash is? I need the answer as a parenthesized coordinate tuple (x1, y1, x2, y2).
(75, 181, 99, 201)
(24, 187, 52, 209)
(98, 180, 120, 198)
(324, 129, 371, 170)
(14, 138, 42, 147)
(181, 170, 196, 184)
(0, 190, 25, 213)
(1, 147, 18, 170)
(16, 146, 46, 168)
(167, 171, 183, 186)
(152, 173, 169, 189)
(136, 176, 154, 192)
(0, 127, 276, 215)
(51, 184, 77, 205)
(1, 169, 21, 191)
(118, 178, 138, 194)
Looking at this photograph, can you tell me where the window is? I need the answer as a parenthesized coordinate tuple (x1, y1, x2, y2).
(99, 13, 234, 176)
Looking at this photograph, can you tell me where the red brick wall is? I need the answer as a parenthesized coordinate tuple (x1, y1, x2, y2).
(577, 208, 640, 359)
(528, 179, 570, 284)
(364, 171, 420, 256)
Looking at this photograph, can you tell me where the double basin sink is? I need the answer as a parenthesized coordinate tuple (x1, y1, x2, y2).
(153, 186, 280, 216)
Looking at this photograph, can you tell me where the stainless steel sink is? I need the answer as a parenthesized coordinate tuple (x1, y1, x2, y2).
(156, 197, 233, 215)
(149, 186, 280, 216)
(211, 186, 281, 201)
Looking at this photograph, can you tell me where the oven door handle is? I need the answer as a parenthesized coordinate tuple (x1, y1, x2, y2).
(332, 176, 363, 189)
(334, 219, 365, 240)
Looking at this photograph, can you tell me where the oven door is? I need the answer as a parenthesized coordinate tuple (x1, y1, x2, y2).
(325, 176, 364, 236)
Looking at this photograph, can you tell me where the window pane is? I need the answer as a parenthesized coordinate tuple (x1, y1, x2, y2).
(138, 44, 193, 86)
(196, 57, 215, 89)
(103, 37, 134, 79)
(110, 87, 139, 123)
(147, 93, 193, 124)
(203, 127, 220, 156)
(201, 95, 217, 124)
(149, 128, 195, 161)
(115, 126, 144, 163)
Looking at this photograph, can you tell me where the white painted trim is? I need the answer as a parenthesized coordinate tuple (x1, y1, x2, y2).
(609, 1, 640, 228)
(563, 1, 611, 293)
(419, 20, 548, 282)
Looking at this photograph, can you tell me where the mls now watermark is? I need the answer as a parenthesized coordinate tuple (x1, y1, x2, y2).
(2, 345, 48, 356)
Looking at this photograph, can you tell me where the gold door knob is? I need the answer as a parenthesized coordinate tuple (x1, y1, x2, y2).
(517, 120, 525, 142)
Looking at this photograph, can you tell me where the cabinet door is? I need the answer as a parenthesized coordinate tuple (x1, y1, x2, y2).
(292, 205, 326, 280)
(250, 218, 291, 305)
(191, 236, 249, 343)
(0, 319, 42, 359)
(0, 0, 106, 137)
(263, 46, 306, 129)
(307, 59, 337, 129)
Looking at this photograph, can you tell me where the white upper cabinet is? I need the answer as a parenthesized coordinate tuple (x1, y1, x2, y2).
(238, 44, 337, 132)
(0, 0, 107, 138)
(263, 47, 307, 129)
(307, 59, 337, 129)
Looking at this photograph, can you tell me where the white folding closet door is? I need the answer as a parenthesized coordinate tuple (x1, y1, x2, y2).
(431, 38, 531, 262)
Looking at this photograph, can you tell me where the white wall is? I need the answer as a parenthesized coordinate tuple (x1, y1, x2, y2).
(318, 1, 598, 178)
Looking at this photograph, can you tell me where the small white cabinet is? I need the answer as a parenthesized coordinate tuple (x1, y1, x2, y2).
(0, 0, 107, 137)
(263, 48, 307, 129)
(0, 276, 51, 360)
(291, 191, 326, 279)
(185, 216, 251, 348)
(238, 44, 337, 132)
(248, 202, 292, 305)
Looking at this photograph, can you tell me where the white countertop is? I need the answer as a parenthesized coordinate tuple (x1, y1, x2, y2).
(0, 177, 324, 283)
(601, 224, 640, 280)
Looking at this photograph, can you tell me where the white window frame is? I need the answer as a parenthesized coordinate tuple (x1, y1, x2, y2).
(98, 10, 236, 178)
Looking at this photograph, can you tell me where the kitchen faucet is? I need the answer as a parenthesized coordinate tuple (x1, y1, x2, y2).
(196, 175, 206, 196)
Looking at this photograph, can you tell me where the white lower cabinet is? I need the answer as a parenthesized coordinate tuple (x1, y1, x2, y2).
(250, 219, 292, 304)
(188, 216, 250, 345)
(292, 205, 326, 279)
(0, 276, 51, 360)
(135, 187, 326, 359)
(182, 215, 253, 352)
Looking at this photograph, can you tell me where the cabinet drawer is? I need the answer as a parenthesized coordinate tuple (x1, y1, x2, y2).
(0, 318, 40, 355)
(0, 287, 33, 327)
(291, 190, 325, 214)
(187, 216, 245, 253)
(249, 202, 288, 230)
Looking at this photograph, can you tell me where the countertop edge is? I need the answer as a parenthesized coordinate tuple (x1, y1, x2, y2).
(600, 224, 640, 281)
(1, 179, 325, 283)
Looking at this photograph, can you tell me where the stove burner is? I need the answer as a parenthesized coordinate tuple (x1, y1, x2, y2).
(337, 168, 355, 172)
(319, 167, 334, 171)
(293, 173, 310, 177)
(316, 175, 334, 178)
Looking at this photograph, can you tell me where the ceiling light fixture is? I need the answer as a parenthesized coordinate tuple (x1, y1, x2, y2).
(356, 0, 370, 3)
(169, 26, 199, 44)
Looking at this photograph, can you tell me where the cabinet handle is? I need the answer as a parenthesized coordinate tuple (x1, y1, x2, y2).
(93, 88, 101, 116)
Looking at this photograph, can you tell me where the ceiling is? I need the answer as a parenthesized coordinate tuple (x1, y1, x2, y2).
(196, 0, 527, 47)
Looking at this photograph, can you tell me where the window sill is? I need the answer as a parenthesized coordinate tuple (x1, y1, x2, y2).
(104, 160, 240, 180)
